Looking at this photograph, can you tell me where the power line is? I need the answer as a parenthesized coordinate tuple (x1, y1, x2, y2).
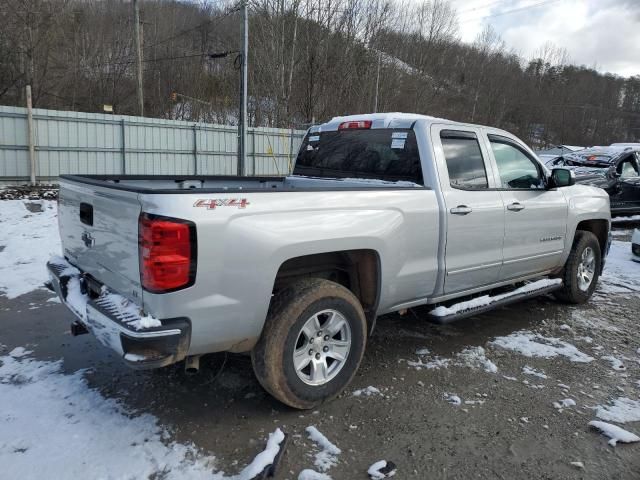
(460, 0, 563, 23)
(145, 4, 242, 50)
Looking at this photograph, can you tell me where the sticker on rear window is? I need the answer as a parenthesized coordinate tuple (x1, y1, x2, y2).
(392, 132, 408, 139)
(308, 135, 320, 142)
(391, 139, 406, 149)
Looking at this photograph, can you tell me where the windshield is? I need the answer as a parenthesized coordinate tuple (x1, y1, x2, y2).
(293, 128, 424, 185)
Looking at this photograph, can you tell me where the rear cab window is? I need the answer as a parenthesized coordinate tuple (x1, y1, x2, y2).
(293, 128, 424, 185)
(440, 130, 489, 189)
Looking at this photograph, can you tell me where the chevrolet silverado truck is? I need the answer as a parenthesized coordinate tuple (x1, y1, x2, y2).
(47, 113, 611, 409)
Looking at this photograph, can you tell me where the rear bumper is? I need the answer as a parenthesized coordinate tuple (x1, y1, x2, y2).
(47, 257, 191, 369)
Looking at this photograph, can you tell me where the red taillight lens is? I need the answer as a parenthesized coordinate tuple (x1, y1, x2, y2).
(338, 120, 372, 130)
(139, 213, 196, 293)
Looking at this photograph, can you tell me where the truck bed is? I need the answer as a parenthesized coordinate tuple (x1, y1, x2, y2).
(60, 174, 423, 193)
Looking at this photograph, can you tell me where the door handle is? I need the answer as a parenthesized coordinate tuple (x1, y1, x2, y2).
(450, 205, 472, 215)
(507, 202, 525, 211)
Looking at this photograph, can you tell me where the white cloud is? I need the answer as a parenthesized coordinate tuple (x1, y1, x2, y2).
(449, 0, 640, 77)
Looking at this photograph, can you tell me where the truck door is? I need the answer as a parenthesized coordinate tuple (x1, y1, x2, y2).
(432, 127, 505, 294)
(485, 134, 568, 280)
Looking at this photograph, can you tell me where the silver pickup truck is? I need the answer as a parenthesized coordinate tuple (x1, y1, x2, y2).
(47, 113, 611, 409)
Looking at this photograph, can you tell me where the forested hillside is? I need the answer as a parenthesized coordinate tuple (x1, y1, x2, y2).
(2, 0, 639, 147)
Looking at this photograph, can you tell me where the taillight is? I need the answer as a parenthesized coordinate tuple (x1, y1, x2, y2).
(338, 120, 372, 130)
(139, 213, 196, 293)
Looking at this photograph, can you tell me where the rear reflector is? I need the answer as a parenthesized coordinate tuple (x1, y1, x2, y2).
(139, 213, 196, 293)
(338, 120, 372, 130)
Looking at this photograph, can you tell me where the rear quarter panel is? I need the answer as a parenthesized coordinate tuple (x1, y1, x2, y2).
(139, 188, 440, 354)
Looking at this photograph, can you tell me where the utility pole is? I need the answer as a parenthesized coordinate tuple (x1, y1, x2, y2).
(133, 0, 144, 116)
(373, 51, 381, 113)
(238, 0, 248, 176)
(26, 85, 36, 186)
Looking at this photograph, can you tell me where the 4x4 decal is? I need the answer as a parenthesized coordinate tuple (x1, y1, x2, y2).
(194, 198, 250, 210)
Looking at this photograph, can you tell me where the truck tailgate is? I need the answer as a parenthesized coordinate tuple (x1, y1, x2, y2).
(58, 179, 143, 303)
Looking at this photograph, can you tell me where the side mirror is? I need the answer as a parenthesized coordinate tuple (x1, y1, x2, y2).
(550, 168, 575, 188)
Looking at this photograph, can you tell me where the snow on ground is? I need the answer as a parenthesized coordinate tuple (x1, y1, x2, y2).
(0, 200, 60, 299)
(298, 470, 332, 480)
(353, 386, 382, 397)
(305, 426, 341, 472)
(430, 279, 562, 317)
(523, 366, 548, 379)
(595, 398, 640, 423)
(600, 355, 626, 371)
(599, 240, 640, 293)
(408, 346, 497, 373)
(553, 398, 576, 409)
(490, 331, 594, 363)
(444, 393, 462, 405)
(407, 357, 451, 370)
(589, 421, 640, 446)
(0, 350, 289, 480)
(456, 346, 498, 373)
(367, 460, 397, 479)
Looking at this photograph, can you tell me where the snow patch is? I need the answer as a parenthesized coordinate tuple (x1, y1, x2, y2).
(522, 366, 548, 379)
(305, 426, 340, 472)
(595, 397, 640, 423)
(589, 421, 640, 446)
(553, 398, 576, 409)
(601, 355, 626, 371)
(353, 386, 381, 397)
(490, 331, 594, 363)
(298, 470, 332, 480)
(0, 200, 61, 299)
(0, 349, 292, 479)
(9, 347, 33, 358)
(407, 357, 450, 370)
(456, 346, 498, 373)
(599, 240, 640, 293)
(367, 460, 397, 479)
(444, 393, 461, 405)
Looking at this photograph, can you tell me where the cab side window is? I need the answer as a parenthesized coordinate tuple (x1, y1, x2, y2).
(489, 136, 544, 189)
(618, 157, 639, 178)
(441, 130, 488, 190)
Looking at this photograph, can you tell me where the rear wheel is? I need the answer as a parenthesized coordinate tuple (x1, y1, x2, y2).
(554, 231, 601, 304)
(251, 278, 367, 409)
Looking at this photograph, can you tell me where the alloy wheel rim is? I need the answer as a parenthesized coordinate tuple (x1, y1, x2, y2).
(577, 246, 596, 292)
(292, 309, 352, 386)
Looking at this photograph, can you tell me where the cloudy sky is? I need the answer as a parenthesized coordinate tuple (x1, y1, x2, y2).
(449, 0, 640, 78)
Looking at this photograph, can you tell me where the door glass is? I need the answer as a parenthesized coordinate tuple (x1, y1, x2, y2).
(490, 140, 544, 189)
(618, 159, 639, 178)
(440, 131, 488, 189)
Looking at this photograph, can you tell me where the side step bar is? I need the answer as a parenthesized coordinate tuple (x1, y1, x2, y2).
(427, 281, 563, 324)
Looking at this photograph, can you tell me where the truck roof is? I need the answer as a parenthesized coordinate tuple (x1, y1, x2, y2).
(311, 112, 496, 133)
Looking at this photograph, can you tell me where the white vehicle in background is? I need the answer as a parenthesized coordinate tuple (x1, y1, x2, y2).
(633, 229, 640, 262)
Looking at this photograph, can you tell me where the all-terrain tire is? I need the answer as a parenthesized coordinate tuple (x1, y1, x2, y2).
(554, 230, 601, 304)
(251, 278, 367, 409)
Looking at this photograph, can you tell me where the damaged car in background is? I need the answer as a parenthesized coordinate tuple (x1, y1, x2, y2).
(548, 146, 640, 216)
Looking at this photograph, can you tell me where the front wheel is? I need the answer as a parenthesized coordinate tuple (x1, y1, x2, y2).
(251, 278, 367, 409)
(554, 231, 602, 304)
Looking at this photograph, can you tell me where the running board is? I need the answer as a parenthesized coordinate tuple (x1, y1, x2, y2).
(426, 280, 563, 324)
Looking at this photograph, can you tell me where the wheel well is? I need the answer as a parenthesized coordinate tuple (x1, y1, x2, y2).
(576, 219, 608, 258)
(274, 250, 380, 329)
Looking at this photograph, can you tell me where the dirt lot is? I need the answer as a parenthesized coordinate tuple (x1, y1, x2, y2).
(1, 204, 639, 479)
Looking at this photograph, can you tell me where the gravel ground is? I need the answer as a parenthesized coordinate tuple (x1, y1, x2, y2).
(1, 210, 639, 479)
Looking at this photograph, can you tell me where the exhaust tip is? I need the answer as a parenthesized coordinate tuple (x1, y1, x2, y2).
(185, 355, 201, 375)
